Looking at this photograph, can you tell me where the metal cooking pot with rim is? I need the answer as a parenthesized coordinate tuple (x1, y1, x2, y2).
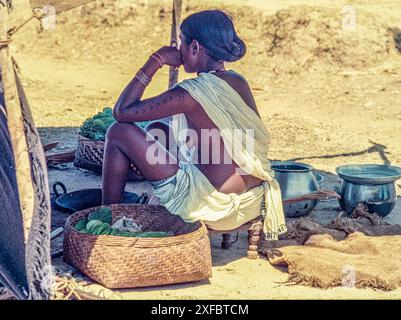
(336, 164, 401, 217)
(271, 162, 320, 218)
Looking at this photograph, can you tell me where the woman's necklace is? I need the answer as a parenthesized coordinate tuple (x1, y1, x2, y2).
(198, 68, 226, 76)
(208, 68, 226, 73)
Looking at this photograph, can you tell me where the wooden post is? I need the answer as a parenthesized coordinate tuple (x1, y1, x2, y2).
(161, 0, 182, 126)
(168, 0, 182, 89)
(0, 6, 35, 243)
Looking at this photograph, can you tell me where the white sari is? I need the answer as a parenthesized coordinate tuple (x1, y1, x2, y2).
(153, 72, 287, 240)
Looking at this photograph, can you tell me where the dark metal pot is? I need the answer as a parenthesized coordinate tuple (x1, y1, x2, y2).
(336, 164, 401, 217)
(272, 163, 319, 218)
(52, 182, 148, 213)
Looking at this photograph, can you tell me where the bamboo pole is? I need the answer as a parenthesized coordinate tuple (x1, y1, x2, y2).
(168, 0, 182, 89)
(0, 6, 35, 243)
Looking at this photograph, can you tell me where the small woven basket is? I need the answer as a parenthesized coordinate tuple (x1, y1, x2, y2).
(63, 204, 213, 289)
(74, 135, 143, 181)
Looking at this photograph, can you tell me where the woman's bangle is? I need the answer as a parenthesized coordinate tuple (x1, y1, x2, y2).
(150, 52, 164, 68)
(135, 68, 152, 86)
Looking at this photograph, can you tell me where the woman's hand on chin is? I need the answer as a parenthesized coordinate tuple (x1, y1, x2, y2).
(155, 46, 183, 68)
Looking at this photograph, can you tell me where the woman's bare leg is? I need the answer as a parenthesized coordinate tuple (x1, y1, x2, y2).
(144, 120, 176, 153)
(102, 122, 178, 205)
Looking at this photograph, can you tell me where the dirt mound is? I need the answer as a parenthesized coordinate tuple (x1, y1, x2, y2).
(261, 6, 395, 74)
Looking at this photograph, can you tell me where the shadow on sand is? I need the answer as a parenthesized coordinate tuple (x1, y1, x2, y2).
(287, 140, 391, 165)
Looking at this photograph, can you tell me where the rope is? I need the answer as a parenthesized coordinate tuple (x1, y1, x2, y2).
(6, 8, 47, 38)
(0, 8, 47, 52)
(52, 275, 82, 300)
(0, 37, 11, 47)
(7, 15, 35, 37)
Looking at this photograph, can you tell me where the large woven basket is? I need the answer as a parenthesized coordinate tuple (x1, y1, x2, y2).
(63, 204, 213, 289)
(74, 135, 143, 181)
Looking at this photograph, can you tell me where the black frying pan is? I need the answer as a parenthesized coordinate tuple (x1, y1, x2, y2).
(52, 181, 149, 213)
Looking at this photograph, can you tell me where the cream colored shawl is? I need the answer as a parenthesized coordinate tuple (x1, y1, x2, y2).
(172, 72, 287, 240)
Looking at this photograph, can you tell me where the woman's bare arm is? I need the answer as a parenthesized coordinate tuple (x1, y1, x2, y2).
(113, 86, 196, 122)
(113, 46, 196, 122)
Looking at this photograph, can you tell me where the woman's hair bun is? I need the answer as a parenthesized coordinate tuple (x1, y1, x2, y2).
(228, 35, 246, 62)
(181, 10, 247, 62)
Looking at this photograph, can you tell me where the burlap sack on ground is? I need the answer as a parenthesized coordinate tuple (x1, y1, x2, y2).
(264, 232, 401, 290)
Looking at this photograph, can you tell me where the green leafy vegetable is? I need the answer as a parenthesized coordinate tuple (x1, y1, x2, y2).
(79, 107, 115, 141)
(74, 219, 88, 231)
(103, 107, 113, 115)
(76, 208, 171, 238)
(86, 220, 104, 234)
(88, 207, 113, 224)
(79, 107, 151, 141)
(92, 222, 111, 235)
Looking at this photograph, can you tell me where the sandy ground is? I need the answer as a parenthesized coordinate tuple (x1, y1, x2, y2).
(6, 0, 401, 299)
(47, 163, 401, 300)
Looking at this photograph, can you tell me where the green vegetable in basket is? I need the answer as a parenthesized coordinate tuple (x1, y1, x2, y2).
(74, 219, 88, 231)
(76, 208, 170, 238)
(79, 106, 152, 142)
(103, 107, 113, 115)
(79, 118, 96, 140)
(107, 228, 120, 236)
(84, 220, 111, 235)
(88, 207, 113, 224)
(92, 119, 107, 133)
(87, 132, 96, 140)
(79, 108, 116, 141)
(94, 132, 105, 141)
(101, 227, 114, 235)
(92, 222, 111, 235)
(86, 220, 104, 234)
(102, 117, 115, 128)
(80, 118, 94, 132)
(92, 114, 107, 121)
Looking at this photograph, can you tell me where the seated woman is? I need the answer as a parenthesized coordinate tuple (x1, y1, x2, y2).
(102, 10, 286, 240)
